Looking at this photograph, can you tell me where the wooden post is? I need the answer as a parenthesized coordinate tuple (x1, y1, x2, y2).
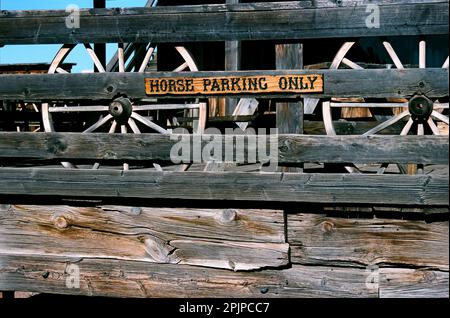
(225, 0, 241, 115)
(93, 0, 106, 72)
(276, 44, 304, 171)
(275, 44, 304, 134)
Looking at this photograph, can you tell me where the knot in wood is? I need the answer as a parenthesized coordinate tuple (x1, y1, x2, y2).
(320, 221, 335, 233)
(220, 209, 237, 224)
(53, 215, 70, 229)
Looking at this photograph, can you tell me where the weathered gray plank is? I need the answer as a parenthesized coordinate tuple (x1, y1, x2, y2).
(0, 2, 446, 44)
(379, 268, 449, 298)
(288, 214, 449, 270)
(0, 69, 447, 101)
(276, 44, 303, 135)
(0, 255, 377, 297)
(224, 0, 241, 115)
(0, 205, 287, 271)
(0, 133, 447, 165)
(0, 168, 447, 206)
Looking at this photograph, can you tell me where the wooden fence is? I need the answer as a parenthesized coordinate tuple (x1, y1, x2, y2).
(0, 0, 448, 298)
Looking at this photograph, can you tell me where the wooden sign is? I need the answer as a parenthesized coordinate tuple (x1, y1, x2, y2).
(145, 74, 323, 96)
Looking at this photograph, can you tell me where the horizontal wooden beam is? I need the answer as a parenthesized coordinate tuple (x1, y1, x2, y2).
(0, 255, 378, 297)
(1, 254, 447, 297)
(0, 205, 288, 271)
(0, 168, 447, 206)
(0, 1, 447, 44)
(0, 133, 447, 165)
(288, 213, 449, 270)
(0, 69, 447, 100)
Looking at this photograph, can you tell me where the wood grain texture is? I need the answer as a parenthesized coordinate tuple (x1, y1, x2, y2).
(288, 214, 449, 270)
(379, 268, 449, 298)
(0, 133, 447, 165)
(276, 44, 303, 135)
(0, 2, 447, 44)
(0, 205, 287, 271)
(0, 168, 447, 206)
(0, 69, 447, 101)
(0, 255, 377, 298)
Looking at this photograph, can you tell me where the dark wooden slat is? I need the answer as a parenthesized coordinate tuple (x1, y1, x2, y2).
(0, 168, 447, 206)
(0, 69, 447, 101)
(276, 44, 303, 134)
(0, 133, 447, 165)
(288, 214, 449, 270)
(224, 0, 241, 115)
(0, 2, 447, 44)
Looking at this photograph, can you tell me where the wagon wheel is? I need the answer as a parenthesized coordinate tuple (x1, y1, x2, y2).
(318, 40, 449, 174)
(42, 43, 206, 170)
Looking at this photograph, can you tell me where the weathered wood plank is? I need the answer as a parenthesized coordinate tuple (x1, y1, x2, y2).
(2, 205, 285, 243)
(0, 133, 447, 165)
(0, 255, 377, 297)
(276, 44, 303, 135)
(0, 168, 447, 206)
(0, 69, 447, 100)
(225, 0, 241, 116)
(0, 205, 287, 271)
(0, 2, 446, 44)
(288, 214, 449, 270)
(379, 268, 449, 298)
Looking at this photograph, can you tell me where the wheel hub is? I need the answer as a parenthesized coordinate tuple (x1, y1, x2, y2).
(109, 97, 132, 124)
(408, 95, 433, 121)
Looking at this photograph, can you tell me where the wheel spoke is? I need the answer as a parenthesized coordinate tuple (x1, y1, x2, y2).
(442, 56, 449, 69)
(131, 112, 168, 134)
(83, 114, 113, 133)
(427, 118, 440, 135)
(342, 58, 363, 70)
(49, 105, 109, 112)
(128, 118, 141, 134)
(400, 118, 414, 135)
(173, 62, 189, 72)
(431, 111, 449, 125)
(417, 123, 424, 136)
(133, 104, 200, 111)
(383, 41, 404, 69)
(138, 45, 156, 73)
(84, 43, 106, 73)
(377, 163, 390, 175)
(434, 102, 449, 109)
(419, 40, 426, 68)
(118, 43, 125, 73)
(56, 67, 69, 74)
(362, 110, 410, 136)
(109, 120, 117, 133)
(330, 102, 407, 108)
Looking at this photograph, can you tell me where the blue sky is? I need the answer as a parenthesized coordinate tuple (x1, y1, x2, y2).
(0, 0, 147, 72)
